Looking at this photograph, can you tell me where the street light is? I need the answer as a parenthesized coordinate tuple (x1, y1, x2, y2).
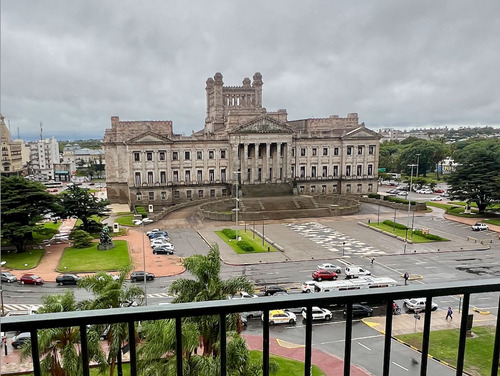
(342, 241, 346, 257)
(234, 171, 241, 241)
(404, 164, 418, 253)
(1, 261, 6, 316)
(134, 218, 153, 306)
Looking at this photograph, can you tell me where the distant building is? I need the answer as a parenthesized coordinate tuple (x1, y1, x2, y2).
(1, 114, 25, 176)
(28, 137, 60, 181)
(104, 73, 381, 208)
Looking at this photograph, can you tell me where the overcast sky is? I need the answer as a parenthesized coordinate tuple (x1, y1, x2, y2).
(2, 1, 500, 141)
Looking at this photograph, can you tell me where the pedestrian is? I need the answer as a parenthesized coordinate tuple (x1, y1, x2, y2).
(404, 272, 409, 285)
(371, 257, 375, 265)
(446, 306, 453, 320)
(2, 336, 7, 356)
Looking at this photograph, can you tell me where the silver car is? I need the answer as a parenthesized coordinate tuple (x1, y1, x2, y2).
(1, 272, 17, 283)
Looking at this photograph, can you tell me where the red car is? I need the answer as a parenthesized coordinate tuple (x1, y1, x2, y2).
(312, 269, 338, 281)
(20, 274, 44, 285)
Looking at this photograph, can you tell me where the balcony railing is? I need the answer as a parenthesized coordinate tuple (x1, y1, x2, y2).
(3, 279, 500, 376)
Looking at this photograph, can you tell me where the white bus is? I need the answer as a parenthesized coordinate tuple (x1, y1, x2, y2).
(42, 180, 63, 188)
(311, 276, 397, 293)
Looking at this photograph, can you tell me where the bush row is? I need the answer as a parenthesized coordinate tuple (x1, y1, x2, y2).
(382, 220, 408, 230)
(413, 230, 446, 241)
(222, 228, 236, 239)
(135, 206, 148, 217)
(237, 241, 254, 252)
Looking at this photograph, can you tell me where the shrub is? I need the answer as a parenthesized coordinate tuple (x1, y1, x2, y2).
(382, 220, 408, 230)
(135, 206, 148, 218)
(222, 228, 236, 239)
(413, 230, 446, 241)
(237, 241, 254, 252)
(368, 193, 380, 199)
(70, 229, 94, 248)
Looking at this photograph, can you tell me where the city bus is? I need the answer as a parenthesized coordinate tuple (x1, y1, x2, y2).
(310, 276, 398, 293)
(42, 181, 63, 188)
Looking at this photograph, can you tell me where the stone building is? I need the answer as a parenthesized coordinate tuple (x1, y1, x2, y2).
(104, 73, 381, 209)
(1, 114, 25, 176)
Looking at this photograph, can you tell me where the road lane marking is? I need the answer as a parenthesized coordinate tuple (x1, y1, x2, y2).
(357, 342, 371, 351)
(319, 334, 383, 344)
(392, 362, 409, 371)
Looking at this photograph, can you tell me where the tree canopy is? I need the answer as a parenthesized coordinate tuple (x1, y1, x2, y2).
(1, 176, 59, 252)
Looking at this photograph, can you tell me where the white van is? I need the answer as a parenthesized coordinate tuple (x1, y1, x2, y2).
(344, 266, 371, 279)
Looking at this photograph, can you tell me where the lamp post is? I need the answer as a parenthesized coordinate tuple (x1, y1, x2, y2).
(0, 261, 6, 316)
(404, 164, 417, 253)
(234, 171, 241, 240)
(416, 154, 421, 179)
(342, 241, 346, 257)
(135, 218, 153, 306)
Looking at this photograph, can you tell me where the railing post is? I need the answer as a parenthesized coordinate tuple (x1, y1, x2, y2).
(176, 317, 183, 376)
(344, 303, 353, 376)
(220, 313, 227, 376)
(420, 297, 433, 376)
(128, 321, 137, 376)
(456, 293, 470, 375)
(263, 310, 270, 376)
(383, 300, 393, 376)
(80, 325, 90, 376)
(30, 329, 41, 376)
(304, 306, 313, 376)
(491, 295, 500, 376)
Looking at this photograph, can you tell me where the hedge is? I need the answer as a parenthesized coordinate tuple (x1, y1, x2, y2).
(368, 193, 380, 199)
(237, 240, 254, 252)
(135, 206, 148, 218)
(222, 228, 236, 239)
(413, 230, 446, 241)
(385, 196, 417, 205)
(382, 220, 408, 230)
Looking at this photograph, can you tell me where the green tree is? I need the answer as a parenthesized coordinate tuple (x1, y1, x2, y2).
(19, 290, 106, 376)
(1, 176, 59, 252)
(58, 185, 109, 232)
(78, 268, 144, 376)
(70, 229, 93, 248)
(447, 139, 500, 214)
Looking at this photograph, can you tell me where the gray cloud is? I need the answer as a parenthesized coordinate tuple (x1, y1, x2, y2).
(2, 0, 500, 140)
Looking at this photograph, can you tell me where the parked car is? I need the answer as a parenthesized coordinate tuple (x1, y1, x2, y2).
(317, 263, 342, 274)
(150, 239, 171, 247)
(262, 309, 297, 325)
(440, 192, 450, 197)
(263, 285, 287, 296)
(398, 191, 408, 196)
(301, 281, 317, 293)
(153, 245, 175, 255)
(148, 230, 168, 238)
(1, 271, 17, 283)
(403, 298, 438, 312)
(11, 332, 31, 349)
(386, 189, 399, 194)
(430, 196, 443, 201)
(20, 274, 44, 285)
(471, 222, 489, 231)
(344, 266, 371, 279)
(312, 269, 338, 281)
(56, 274, 81, 285)
(301, 306, 332, 321)
(130, 271, 155, 282)
(233, 291, 259, 299)
(343, 303, 374, 317)
(434, 188, 445, 193)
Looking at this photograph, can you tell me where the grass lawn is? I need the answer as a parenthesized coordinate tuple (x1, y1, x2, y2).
(396, 326, 498, 376)
(485, 218, 500, 226)
(368, 223, 449, 243)
(1, 249, 45, 269)
(75, 215, 108, 227)
(115, 215, 136, 226)
(216, 229, 278, 254)
(57, 240, 130, 272)
(250, 351, 326, 375)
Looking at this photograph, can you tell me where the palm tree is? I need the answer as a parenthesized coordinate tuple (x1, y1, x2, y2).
(19, 290, 106, 376)
(78, 267, 144, 376)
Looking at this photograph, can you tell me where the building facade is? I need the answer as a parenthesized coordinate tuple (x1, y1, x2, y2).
(27, 137, 60, 181)
(104, 73, 381, 208)
(1, 114, 25, 176)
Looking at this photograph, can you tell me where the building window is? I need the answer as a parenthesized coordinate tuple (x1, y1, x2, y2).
(292, 148, 296, 157)
(197, 170, 203, 182)
(209, 150, 214, 159)
(149, 192, 154, 200)
(280, 167, 283, 180)
(346, 165, 351, 177)
(160, 171, 166, 184)
(300, 166, 306, 178)
(322, 166, 328, 177)
(174, 190, 180, 199)
(368, 184, 373, 193)
(221, 150, 226, 158)
(209, 169, 214, 182)
(300, 148, 306, 157)
(146, 152, 153, 161)
(159, 151, 166, 161)
(311, 185, 316, 193)
(197, 151, 203, 160)
(334, 147, 339, 156)
(185, 151, 191, 160)
(210, 189, 215, 198)
(346, 184, 351, 193)
(161, 191, 167, 200)
(222, 188, 227, 196)
(311, 165, 317, 178)
(187, 190, 192, 199)
(172, 151, 178, 160)
(134, 152, 140, 162)
(185, 170, 191, 182)
(221, 168, 226, 182)
(299, 186, 304, 193)
(322, 185, 326, 193)
(357, 165, 362, 176)
(135, 172, 141, 185)
(358, 146, 363, 155)
(347, 146, 352, 155)
(198, 190, 204, 198)
(369, 145, 375, 155)
(173, 170, 179, 182)
(312, 148, 317, 156)
(147, 171, 153, 184)
(333, 165, 338, 177)
(258, 168, 262, 181)
(258, 146, 262, 158)
(291, 165, 295, 178)
(357, 184, 362, 193)
(368, 164, 373, 176)
(332, 185, 337, 193)
(136, 192, 142, 201)
(323, 148, 328, 156)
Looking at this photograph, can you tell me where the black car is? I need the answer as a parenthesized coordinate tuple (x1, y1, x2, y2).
(12, 332, 31, 349)
(130, 271, 155, 282)
(263, 285, 287, 296)
(153, 247, 174, 255)
(148, 231, 168, 239)
(343, 303, 373, 317)
(56, 274, 81, 285)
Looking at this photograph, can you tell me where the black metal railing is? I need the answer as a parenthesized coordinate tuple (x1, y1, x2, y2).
(3, 279, 500, 376)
